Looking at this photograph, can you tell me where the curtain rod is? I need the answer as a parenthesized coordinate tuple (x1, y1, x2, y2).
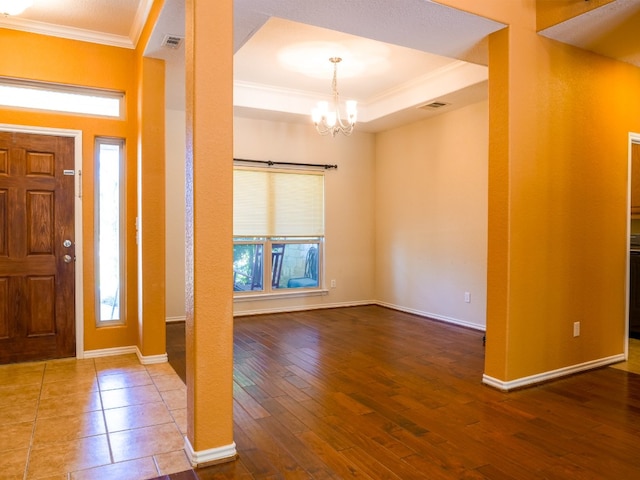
(233, 158, 338, 170)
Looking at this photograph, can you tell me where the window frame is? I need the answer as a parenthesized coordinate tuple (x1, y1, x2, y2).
(0, 76, 125, 119)
(232, 165, 326, 298)
(94, 137, 126, 325)
(233, 237, 323, 297)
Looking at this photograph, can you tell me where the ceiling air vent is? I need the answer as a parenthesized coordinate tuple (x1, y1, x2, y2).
(162, 35, 184, 49)
(418, 101, 450, 110)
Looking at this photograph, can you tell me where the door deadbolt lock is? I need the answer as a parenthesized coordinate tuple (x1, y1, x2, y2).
(63, 240, 72, 248)
(63, 254, 73, 263)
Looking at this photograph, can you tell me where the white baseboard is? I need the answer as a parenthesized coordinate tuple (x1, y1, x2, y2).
(166, 316, 186, 323)
(83, 346, 138, 359)
(482, 353, 626, 391)
(89, 304, 621, 394)
(231, 297, 485, 333)
(233, 300, 373, 317)
(83, 345, 167, 365)
(184, 437, 237, 467)
(375, 301, 486, 332)
(136, 347, 168, 365)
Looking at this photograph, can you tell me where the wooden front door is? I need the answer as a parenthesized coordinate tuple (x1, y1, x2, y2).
(0, 132, 76, 363)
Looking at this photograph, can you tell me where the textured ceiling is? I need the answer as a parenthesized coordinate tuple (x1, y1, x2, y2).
(17, 0, 138, 35)
(540, 0, 640, 67)
(0, 0, 153, 47)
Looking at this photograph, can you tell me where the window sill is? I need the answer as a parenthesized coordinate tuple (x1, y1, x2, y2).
(233, 289, 329, 302)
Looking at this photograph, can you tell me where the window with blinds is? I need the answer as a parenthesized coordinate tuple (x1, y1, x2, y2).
(233, 168, 324, 237)
(233, 167, 324, 294)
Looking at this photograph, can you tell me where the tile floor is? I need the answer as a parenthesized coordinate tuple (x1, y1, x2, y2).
(610, 338, 640, 375)
(0, 354, 190, 480)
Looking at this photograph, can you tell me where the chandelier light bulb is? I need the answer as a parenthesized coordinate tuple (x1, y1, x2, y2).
(326, 111, 337, 127)
(346, 100, 358, 122)
(311, 57, 357, 137)
(311, 108, 321, 124)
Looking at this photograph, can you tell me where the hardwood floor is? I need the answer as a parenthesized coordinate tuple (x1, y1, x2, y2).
(166, 321, 186, 383)
(167, 306, 640, 479)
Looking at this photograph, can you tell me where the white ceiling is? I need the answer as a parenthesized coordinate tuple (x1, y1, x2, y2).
(6, 1, 640, 133)
(148, 0, 504, 132)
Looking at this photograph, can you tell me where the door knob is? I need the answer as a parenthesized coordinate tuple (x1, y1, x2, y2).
(63, 254, 73, 263)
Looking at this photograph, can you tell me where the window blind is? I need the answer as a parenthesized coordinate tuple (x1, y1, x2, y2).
(233, 168, 324, 237)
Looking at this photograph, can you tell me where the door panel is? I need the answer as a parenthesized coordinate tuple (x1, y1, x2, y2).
(27, 151, 56, 176)
(0, 132, 75, 363)
(27, 191, 55, 254)
(27, 276, 56, 336)
(0, 189, 6, 255)
(0, 278, 7, 338)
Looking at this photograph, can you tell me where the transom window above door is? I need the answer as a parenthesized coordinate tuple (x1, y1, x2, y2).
(0, 77, 124, 118)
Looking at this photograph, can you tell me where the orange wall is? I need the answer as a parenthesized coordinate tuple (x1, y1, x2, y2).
(184, 0, 235, 455)
(437, 0, 640, 382)
(135, 0, 167, 357)
(137, 55, 167, 357)
(0, 28, 145, 351)
(0, 0, 166, 354)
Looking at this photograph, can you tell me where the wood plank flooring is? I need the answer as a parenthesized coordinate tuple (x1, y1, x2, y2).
(168, 306, 640, 479)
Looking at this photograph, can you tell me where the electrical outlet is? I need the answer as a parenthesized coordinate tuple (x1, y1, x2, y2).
(464, 292, 471, 303)
(330, 279, 336, 288)
(573, 321, 580, 337)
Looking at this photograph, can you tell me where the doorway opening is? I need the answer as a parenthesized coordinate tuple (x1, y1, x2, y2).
(624, 133, 640, 372)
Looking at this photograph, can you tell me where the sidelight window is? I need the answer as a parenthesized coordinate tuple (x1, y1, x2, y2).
(95, 138, 125, 324)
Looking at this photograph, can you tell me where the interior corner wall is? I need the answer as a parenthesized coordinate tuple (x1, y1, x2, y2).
(375, 101, 489, 330)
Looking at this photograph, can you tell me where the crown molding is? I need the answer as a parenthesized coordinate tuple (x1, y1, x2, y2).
(365, 60, 482, 105)
(233, 59, 488, 124)
(0, 16, 134, 48)
(0, 0, 154, 49)
(129, 0, 154, 47)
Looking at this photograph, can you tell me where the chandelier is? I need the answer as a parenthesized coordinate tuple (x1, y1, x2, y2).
(311, 57, 357, 137)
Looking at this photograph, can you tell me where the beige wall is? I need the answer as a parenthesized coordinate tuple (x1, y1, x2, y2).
(165, 115, 378, 317)
(165, 107, 488, 327)
(232, 116, 377, 314)
(375, 100, 489, 329)
(165, 109, 187, 320)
